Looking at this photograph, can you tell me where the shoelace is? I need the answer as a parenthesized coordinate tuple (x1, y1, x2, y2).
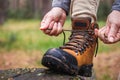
(46, 29, 98, 57)
(61, 29, 98, 57)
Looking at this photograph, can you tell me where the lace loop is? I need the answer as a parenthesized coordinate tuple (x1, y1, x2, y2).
(61, 29, 98, 56)
(46, 28, 98, 56)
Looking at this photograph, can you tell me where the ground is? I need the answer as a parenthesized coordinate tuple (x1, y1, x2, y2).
(0, 50, 120, 80)
(94, 50, 120, 80)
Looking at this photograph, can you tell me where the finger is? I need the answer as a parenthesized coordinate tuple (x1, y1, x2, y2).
(40, 14, 48, 29)
(97, 27, 106, 39)
(98, 27, 109, 43)
(59, 13, 66, 26)
(113, 28, 120, 42)
(43, 29, 51, 35)
(49, 22, 58, 36)
(108, 24, 118, 42)
(43, 21, 55, 34)
(48, 21, 55, 29)
(94, 28, 99, 36)
(105, 25, 110, 36)
(40, 14, 53, 30)
(55, 22, 63, 36)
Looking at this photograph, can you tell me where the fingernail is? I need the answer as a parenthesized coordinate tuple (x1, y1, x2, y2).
(40, 24, 45, 29)
(40, 27, 43, 30)
(109, 37, 114, 42)
(40, 26, 43, 29)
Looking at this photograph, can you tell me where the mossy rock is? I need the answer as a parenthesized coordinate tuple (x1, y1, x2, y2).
(0, 68, 96, 80)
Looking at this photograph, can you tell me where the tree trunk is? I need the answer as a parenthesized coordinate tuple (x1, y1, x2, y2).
(0, 68, 96, 80)
(41, 0, 52, 19)
(0, 0, 8, 25)
(32, 0, 41, 18)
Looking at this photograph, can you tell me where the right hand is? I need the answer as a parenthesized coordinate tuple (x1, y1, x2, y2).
(40, 7, 67, 36)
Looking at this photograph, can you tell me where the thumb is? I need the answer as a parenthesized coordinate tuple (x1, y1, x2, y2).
(40, 14, 53, 30)
(108, 24, 118, 42)
(94, 28, 99, 36)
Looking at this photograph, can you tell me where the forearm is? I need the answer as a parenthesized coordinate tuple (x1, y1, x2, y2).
(52, 0, 71, 15)
(112, 0, 120, 11)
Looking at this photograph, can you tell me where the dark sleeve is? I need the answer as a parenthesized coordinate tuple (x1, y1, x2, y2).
(52, 0, 71, 15)
(112, 0, 120, 11)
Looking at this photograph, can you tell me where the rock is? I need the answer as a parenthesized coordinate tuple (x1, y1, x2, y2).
(0, 68, 96, 80)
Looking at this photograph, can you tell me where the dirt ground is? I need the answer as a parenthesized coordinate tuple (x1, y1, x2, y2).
(94, 50, 120, 80)
(0, 50, 43, 69)
(0, 50, 120, 80)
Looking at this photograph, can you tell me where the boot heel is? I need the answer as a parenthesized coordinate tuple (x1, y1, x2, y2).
(79, 64, 93, 77)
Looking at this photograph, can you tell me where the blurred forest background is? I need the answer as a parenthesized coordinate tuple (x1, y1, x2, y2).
(0, 0, 120, 80)
(0, 0, 52, 24)
(0, 0, 114, 24)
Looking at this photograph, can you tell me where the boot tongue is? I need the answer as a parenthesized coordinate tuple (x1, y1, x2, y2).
(72, 17, 91, 30)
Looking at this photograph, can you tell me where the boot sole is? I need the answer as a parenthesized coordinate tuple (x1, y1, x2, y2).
(42, 54, 93, 77)
(42, 55, 79, 75)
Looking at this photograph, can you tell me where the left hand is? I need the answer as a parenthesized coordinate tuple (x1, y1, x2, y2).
(95, 10, 120, 44)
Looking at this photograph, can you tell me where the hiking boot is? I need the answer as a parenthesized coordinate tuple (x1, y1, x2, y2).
(41, 17, 99, 77)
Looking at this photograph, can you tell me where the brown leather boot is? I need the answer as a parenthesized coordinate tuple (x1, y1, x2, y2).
(42, 17, 98, 77)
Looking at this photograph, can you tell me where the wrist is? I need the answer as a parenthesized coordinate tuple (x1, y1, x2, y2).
(112, 10, 120, 13)
(52, 7, 68, 15)
(52, 7, 66, 14)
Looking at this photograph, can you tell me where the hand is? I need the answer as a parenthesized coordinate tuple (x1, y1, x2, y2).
(40, 7, 66, 36)
(95, 10, 120, 44)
